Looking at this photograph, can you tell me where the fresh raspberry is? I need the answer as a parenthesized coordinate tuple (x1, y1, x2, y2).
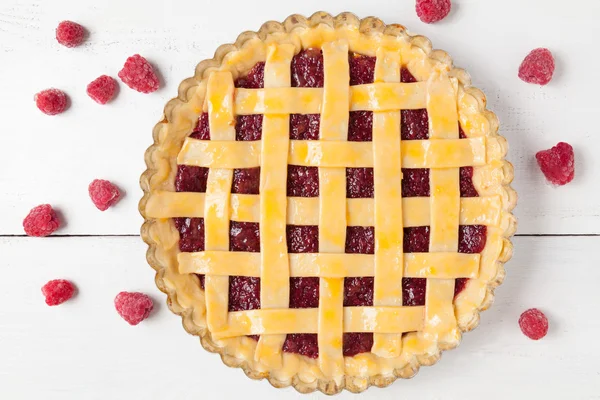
(416, 0, 452, 23)
(114, 292, 154, 325)
(34, 89, 68, 115)
(87, 75, 117, 104)
(88, 179, 121, 211)
(42, 279, 75, 306)
(55, 21, 86, 48)
(23, 204, 61, 237)
(535, 142, 575, 186)
(118, 54, 160, 93)
(519, 308, 549, 340)
(518, 48, 555, 85)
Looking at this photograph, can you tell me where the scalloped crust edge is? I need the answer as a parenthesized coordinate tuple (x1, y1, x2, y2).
(139, 11, 517, 395)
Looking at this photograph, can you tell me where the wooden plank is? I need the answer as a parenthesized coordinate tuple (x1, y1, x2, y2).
(0, 235, 598, 398)
(0, 0, 598, 235)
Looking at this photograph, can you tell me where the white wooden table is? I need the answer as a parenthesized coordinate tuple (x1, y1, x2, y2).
(1, 0, 599, 398)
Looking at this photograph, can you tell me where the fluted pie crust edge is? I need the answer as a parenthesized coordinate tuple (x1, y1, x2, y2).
(139, 11, 517, 394)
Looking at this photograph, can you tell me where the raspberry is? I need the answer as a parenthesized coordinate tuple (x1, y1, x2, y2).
(55, 21, 86, 48)
(87, 75, 117, 104)
(118, 54, 160, 93)
(34, 89, 68, 115)
(519, 308, 549, 340)
(518, 48, 555, 85)
(42, 279, 75, 306)
(535, 142, 575, 186)
(23, 204, 61, 237)
(88, 179, 121, 211)
(114, 292, 154, 325)
(416, 0, 452, 23)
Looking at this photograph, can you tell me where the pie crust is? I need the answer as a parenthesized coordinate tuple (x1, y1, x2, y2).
(139, 12, 517, 394)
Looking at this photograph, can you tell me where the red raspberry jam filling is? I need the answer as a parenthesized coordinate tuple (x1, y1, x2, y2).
(174, 50, 487, 358)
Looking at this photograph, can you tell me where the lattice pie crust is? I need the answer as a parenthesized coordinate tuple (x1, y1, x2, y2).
(140, 12, 516, 394)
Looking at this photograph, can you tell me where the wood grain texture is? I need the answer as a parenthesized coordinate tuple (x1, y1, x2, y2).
(1, 0, 599, 398)
(1, 236, 599, 399)
(0, 0, 597, 235)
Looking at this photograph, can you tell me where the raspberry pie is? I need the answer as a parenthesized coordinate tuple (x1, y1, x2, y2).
(140, 12, 516, 394)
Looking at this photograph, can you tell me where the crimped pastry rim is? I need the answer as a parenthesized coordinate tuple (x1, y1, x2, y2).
(139, 11, 517, 394)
